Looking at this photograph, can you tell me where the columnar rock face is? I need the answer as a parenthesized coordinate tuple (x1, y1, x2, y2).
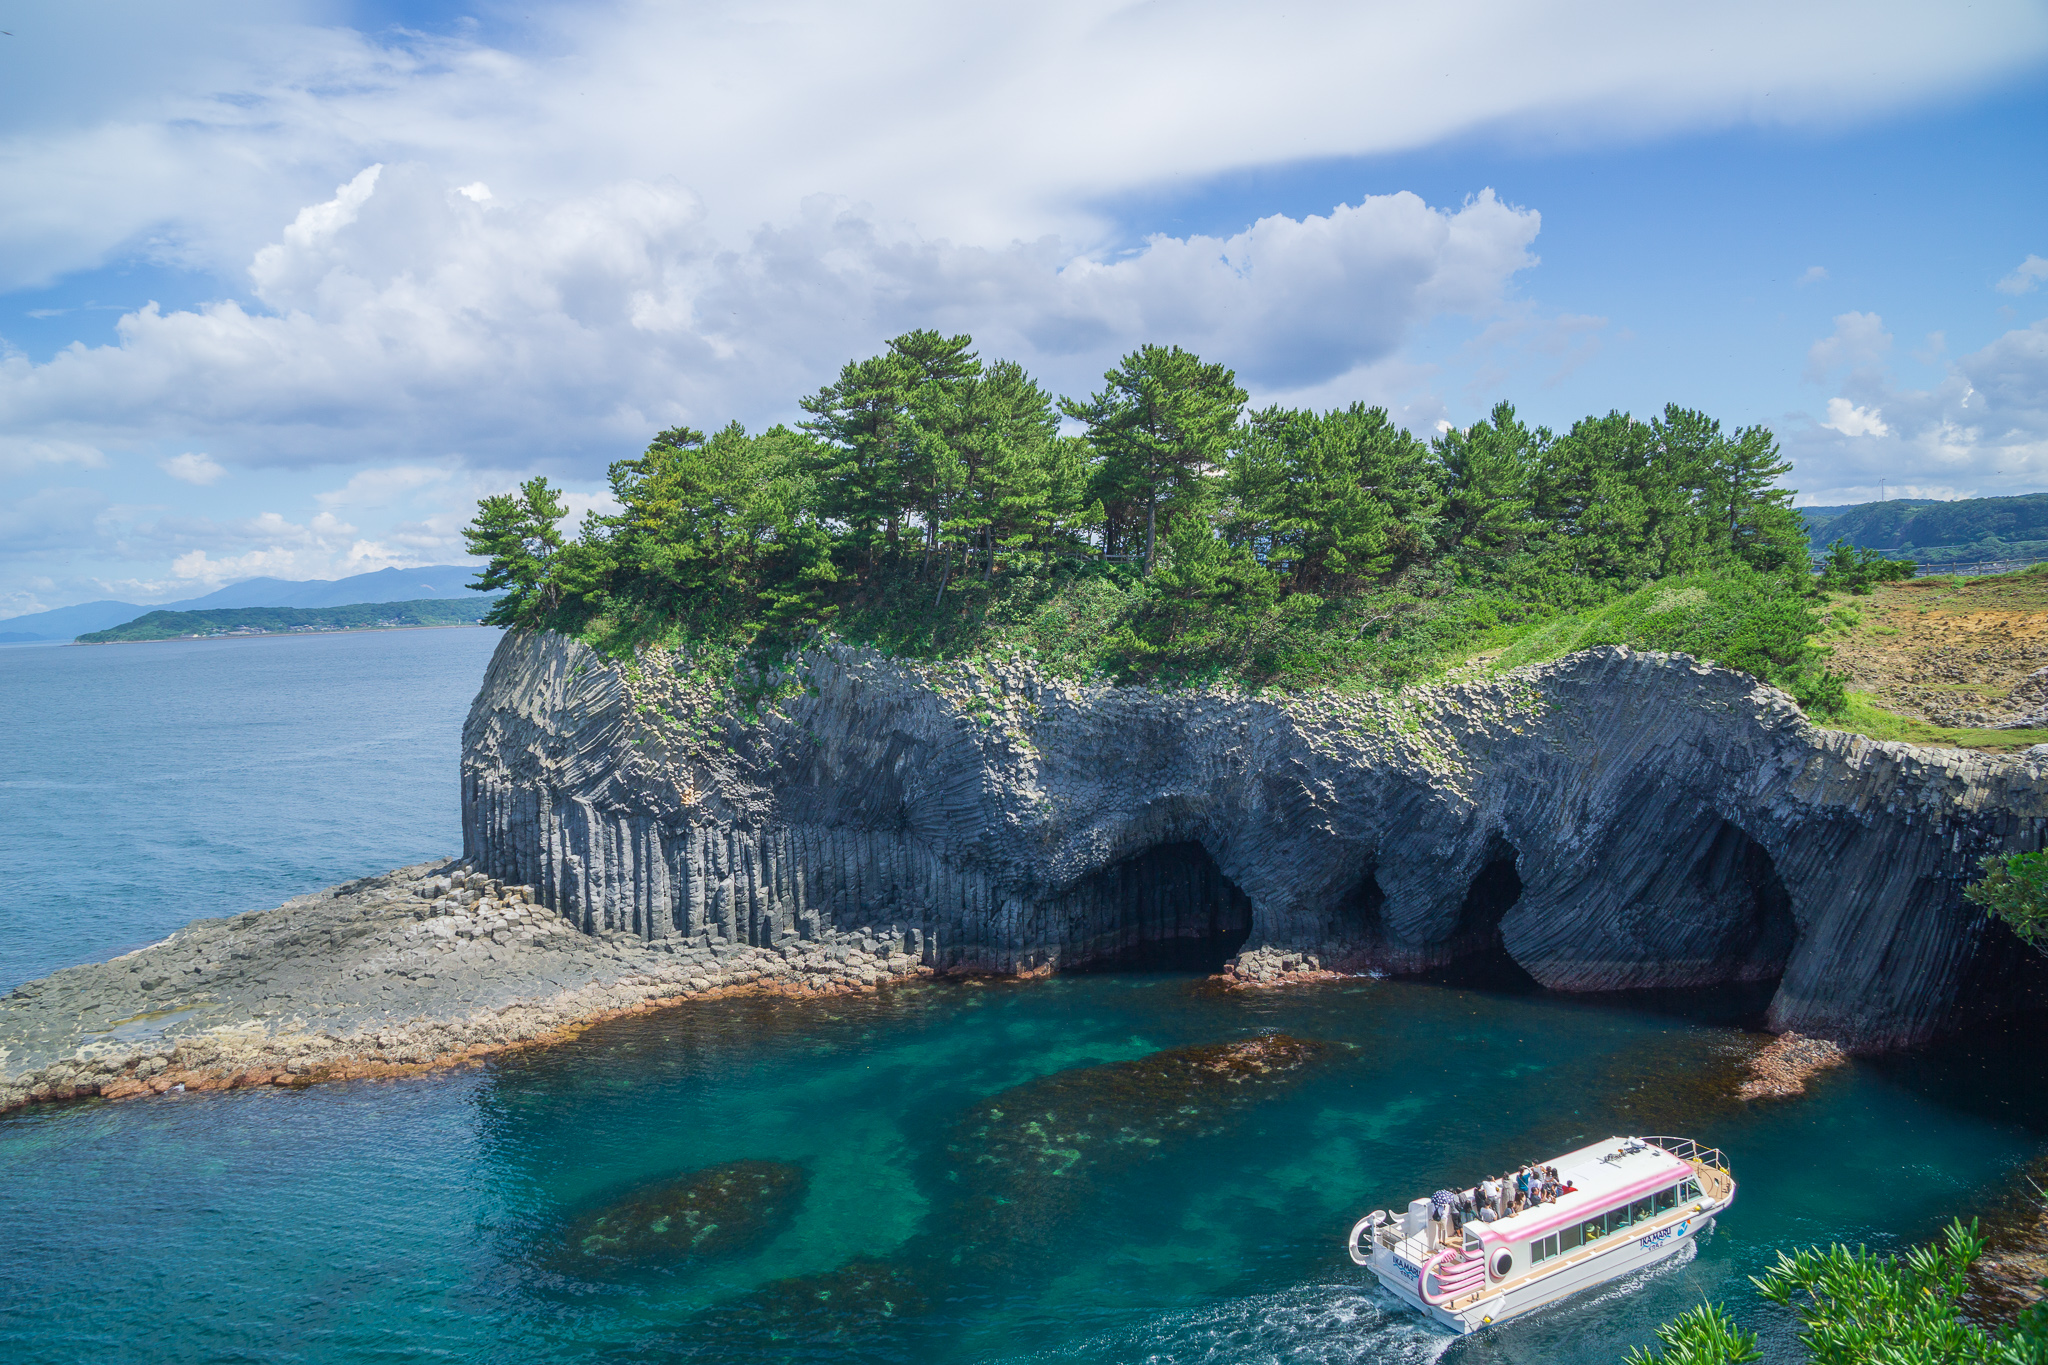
(461, 632, 2048, 1051)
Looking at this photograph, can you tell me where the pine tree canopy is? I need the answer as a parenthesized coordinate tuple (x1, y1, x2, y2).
(464, 329, 1837, 700)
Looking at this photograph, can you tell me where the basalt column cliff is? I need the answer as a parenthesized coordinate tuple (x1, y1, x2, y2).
(461, 632, 2048, 1050)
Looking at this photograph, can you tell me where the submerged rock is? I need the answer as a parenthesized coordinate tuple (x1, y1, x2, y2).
(670, 1035, 1328, 1344)
(957, 1033, 1328, 1178)
(463, 634, 2048, 1052)
(685, 1256, 933, 1352)
(561, 1158, 806, 1267)
(943, 1034, 1330, 1265)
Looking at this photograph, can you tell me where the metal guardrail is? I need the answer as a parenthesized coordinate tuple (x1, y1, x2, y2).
(1910, 557, 2048, 578)
(1806, 552, 2048, 578)
(1640, 1135, 1730, 1173)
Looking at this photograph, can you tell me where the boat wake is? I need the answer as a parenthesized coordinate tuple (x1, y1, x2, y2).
(1021, 1231, 1712, 1364)
(1022, 1281, 1458, 1364)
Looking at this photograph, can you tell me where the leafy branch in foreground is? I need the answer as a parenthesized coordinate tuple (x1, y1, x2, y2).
(1623, 1303, 1760, 1365)
(1965, 851, 2048, 951)
(1625, 1219, 2048, 1365)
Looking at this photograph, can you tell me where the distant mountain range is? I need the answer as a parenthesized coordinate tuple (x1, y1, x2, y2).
(1802, 493, 2048, 564)
(0, 565, 492, 643)
(1798, 498, 1944, 531)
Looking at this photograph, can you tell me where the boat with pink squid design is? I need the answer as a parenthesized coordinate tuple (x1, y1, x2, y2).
(1346, 1135, 1735, 1334)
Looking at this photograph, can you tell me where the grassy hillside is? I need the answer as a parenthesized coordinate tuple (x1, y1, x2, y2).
(76, 597, 502, 643)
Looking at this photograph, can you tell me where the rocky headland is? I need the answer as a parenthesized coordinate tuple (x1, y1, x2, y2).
(5, 629, 2045, 1115)
(464, 632, 2046, 1048)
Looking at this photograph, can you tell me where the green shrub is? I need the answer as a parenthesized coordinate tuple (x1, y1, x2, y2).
(1966, 851, 2048, 950)
(1627, 1220, 2048, 1365)
(1815, 538, 1915, 594)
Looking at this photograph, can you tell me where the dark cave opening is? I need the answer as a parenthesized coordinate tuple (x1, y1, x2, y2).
(1063, 842, 1254, 974)
(1336, 866, 1386, 933)
(1689, 819, 1799, 985)
(1420, 848, 1543, 993)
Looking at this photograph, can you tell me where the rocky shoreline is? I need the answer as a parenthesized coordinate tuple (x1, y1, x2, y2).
(0, 859, 929, 1116)
(5, 856, 1868, 1119)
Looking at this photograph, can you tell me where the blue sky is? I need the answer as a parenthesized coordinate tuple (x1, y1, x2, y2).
(2, 0, 2046, 617)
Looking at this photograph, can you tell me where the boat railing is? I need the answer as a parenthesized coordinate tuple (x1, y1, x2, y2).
(1640, 1135, 1730, 1174)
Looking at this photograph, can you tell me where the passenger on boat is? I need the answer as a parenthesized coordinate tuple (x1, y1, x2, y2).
(1429, 1189, 1458, 1247)
(1481, 1176, 1503, 1218)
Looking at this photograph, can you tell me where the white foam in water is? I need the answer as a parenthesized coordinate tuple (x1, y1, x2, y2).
(1024, 1281, 1457, 1364)
(1021, 1234, 1710, 1364)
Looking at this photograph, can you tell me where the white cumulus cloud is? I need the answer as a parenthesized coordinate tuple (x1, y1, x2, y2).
(316, 464, 456, 511)
(1804, 311, 1893, 383)
(159, 452, 225, 485)
(1821, 397, 1889, 437)
(0, 436, 105, 476)
(1787, 313, 2048, 500)
(0, 170, 1543, 473)
(1998, 254, 2048, 296)
(1, 2, 2044, 292)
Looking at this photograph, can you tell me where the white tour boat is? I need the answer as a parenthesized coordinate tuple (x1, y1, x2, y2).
(1346, 1135, 1735, 1334)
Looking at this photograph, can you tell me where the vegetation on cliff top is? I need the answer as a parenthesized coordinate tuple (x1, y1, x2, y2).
(467, 330, 1859, 707)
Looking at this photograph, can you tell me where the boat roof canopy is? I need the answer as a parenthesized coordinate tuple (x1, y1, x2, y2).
(1465, 1136, 1695, 1245)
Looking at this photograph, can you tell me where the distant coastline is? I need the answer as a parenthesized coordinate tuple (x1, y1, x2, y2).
(71, 622, 496, 646)
(73, 595, 504, 644)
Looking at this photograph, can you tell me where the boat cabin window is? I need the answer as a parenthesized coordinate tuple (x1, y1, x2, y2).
(1680, 1177, 1701, 1201)
(1654, 1186, 1678, 1213)
(1533, 1232, 1561, 1264)
(1582, 1216, 1606, 1243)
(1559, 1221, 1583, 1254)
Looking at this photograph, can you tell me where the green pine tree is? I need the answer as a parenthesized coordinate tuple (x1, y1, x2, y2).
(1063, 345, 1247, 574)
(463, 476, 569, 627)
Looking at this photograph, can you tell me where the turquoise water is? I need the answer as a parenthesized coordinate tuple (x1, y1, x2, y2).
(3, 976, 2043, 1363)
(2, 629, 2044, 1363)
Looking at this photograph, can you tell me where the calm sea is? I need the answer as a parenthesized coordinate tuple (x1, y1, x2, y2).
(0, 627, 501, 988)
(1, 627, 2043, 1364)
